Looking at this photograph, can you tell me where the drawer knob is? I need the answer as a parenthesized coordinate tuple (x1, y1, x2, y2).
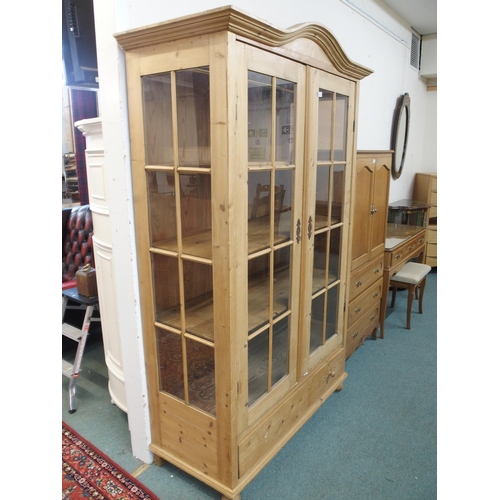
(355, 307, 361, 314)
(370, 314, 376, 321)
(408, 245, 414, 251)
(396, 253, 402, 260)
(372, 292, 379, 298)
(374, 268, 380, 274)
(352, 331, 359, 339)
(356, 280, 363, 287)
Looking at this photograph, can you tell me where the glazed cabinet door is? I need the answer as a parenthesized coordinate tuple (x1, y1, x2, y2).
(243, 45, 306, 423)
(299, 68, 356, 373)
(126, 39, 222, 454)
(143, 65, 217, 415)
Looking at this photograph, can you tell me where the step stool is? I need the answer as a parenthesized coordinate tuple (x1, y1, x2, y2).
(62, 287, 99, 413)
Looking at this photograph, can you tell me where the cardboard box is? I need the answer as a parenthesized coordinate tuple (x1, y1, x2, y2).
(76, 266, 98, 297)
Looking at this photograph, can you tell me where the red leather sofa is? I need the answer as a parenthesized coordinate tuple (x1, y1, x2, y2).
(62, 205, 94, 290)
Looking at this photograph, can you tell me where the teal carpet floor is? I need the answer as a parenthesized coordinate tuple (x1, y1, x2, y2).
(62, 269, 437, 499)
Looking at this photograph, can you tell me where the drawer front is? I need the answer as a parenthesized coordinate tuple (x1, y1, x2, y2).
(401, 233, 425, 259)
(429, 206, 437, 219)
(427, 242, 437, 258)
(386, 233, 425, 268)
(430, 191, 437, 206)
(426, 255, 437, 267)
(427, 226, 437, 244)
(349, 257, 384, 302)
(346, 305, 379, 358)
(348, 279, 382, 327)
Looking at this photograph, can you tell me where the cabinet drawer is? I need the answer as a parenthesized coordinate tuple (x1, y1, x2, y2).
(349, 257, 384, 302)
(428, 206, 437, 219)
(348, 279, 382, 327)
(427, 242, 437, 258)
(427, 226, 437, 244)
(426, 255, 437, 267)
(386, 233, 425, 268)
(430, 191, 437, 206)
(346, 305, 379, 359)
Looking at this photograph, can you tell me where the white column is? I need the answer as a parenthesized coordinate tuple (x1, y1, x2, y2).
(75, 118, 128, 413)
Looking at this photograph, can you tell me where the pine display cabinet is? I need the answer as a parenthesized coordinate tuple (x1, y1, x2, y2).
(115, 7, 371, 499)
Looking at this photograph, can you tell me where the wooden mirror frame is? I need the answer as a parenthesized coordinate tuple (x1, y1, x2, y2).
(391, 93, 411, 180)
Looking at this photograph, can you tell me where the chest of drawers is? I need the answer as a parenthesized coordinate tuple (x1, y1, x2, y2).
(413, 173, 437, 267)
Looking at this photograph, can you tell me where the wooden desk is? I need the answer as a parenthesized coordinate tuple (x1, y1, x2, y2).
(380, 224, 426, 338)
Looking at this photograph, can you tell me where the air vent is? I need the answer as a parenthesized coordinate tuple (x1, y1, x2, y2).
(66, 4, 80, 37)
(410, 32, 421, 69)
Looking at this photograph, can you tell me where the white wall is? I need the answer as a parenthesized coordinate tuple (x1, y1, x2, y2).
(91, 0, 437, 461)
(422, 90, 437, 171)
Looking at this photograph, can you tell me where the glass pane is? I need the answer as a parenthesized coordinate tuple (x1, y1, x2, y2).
(157, 328, 184, 400)
(315, 166, 330, 230)
(152, 254, 181, 330)
(328, 226, 342, 284)
(317, 90, 333, 161)
(248, 72, 272, 163)
(271, 317, 289, 386)
(273, 246, 291, 317)
(310, 294, 324, 353)
(331, 165, 345, 224)
(325, 285, 339, 341)
(176, 67, 210, 168)
(248, 254, 270, 334)
(248, 329, 269, 406)
(142, 73, 174, 166)
(276, 79, 295, 164)
(179, 173, 212, 260)
(274, 169, 293, 244)
(334, 94, 348, 161)
(183, 260, 214, 342)
(312, 231, 328, 294)
(186, 338, 216, 416)
(147, 170, 177, 250)
(248, 171, 272, 254)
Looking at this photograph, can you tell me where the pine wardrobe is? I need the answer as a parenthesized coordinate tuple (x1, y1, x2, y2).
(116, 7, 372, 499)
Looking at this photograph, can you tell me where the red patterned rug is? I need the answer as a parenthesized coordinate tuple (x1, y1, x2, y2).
(62, 423, 160, 500)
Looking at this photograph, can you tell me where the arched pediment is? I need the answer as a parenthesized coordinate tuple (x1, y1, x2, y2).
(115, 5, 372, 80)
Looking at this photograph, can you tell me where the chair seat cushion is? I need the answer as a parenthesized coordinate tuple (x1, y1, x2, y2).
(391, 262, 431, 285)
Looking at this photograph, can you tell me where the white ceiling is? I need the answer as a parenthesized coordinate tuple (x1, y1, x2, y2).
(381, 0, 437, 35)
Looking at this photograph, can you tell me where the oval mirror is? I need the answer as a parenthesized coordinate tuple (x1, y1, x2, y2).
(391, 93, 411, 180)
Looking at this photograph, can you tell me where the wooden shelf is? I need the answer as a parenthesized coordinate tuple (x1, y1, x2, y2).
(156, 266, 291, 342)
(248, 211, 292, 255)
(153, 211, 293, 259)
(154, 230, 212, 261)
